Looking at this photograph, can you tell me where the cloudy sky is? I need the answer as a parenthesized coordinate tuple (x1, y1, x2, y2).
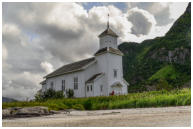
(2, 2, 189, 100)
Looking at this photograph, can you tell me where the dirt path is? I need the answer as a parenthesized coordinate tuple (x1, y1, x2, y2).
(2, 106, 191, 127)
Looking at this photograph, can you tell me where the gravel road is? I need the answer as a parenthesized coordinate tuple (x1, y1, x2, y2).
(2, 106, 191, 127)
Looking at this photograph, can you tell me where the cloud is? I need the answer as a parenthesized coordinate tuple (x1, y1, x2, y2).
(127, 2, 174, 26)
(3, 71, 42, 101)
(41, 61, 54, 74)
(127, 7, 156, 36)
(2, 44, 7, 61)
(169, 2, 189, 20)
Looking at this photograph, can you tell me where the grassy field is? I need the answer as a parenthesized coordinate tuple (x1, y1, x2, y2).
(2, 88, 191, 111)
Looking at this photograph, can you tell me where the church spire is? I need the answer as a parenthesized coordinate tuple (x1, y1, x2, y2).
(107, 13, 109, 29)
(98, 12, 118, 38)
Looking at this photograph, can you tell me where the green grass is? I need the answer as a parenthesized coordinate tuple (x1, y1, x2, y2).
(149, 65, 179, 81)
(136, 46, 151, 61)
(2, 88, 191, 111)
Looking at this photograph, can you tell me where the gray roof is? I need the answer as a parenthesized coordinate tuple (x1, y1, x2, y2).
(45, 57, 96, 78)
(40, 80, 46, 85)
(95, 47, 123, 56)
(86, 73, 103, 83)
(98, 28, 118, 38)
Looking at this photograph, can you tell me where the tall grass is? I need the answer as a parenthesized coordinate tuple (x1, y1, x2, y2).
(2, 88, 191, 110)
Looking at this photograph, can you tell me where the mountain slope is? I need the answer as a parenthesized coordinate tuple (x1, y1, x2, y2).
(119, 3, 191, 92)
(2, 97, 18, 102)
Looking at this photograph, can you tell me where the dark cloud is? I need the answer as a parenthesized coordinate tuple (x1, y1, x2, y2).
(36, 23, 85, 43)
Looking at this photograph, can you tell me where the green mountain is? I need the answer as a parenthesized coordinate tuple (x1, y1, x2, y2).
(119, 3, 191, 92)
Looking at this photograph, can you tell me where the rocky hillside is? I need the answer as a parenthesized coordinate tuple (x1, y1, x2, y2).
(119, 3, 191, 92)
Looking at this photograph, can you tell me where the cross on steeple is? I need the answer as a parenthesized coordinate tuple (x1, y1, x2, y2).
(107, 13, 109, 29)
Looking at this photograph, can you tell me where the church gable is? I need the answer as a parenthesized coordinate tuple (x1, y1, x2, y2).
(94, 47, 123, 56)
(85, 73, 104, 83)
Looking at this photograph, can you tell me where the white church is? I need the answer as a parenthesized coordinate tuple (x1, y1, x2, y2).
(40, 17, 129, 98)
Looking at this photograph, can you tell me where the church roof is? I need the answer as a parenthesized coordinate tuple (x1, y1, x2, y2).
(98, 28, 118, 38)
(86, 73, 104, 83)
(94, 47, 123, 56)
(40, 80, 46, 85)
(45, 57, 96, 78)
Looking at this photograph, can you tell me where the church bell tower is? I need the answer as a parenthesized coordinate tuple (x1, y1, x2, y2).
(98, 14, 119, 49)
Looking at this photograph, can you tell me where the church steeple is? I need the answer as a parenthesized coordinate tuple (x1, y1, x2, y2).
(98, 14, 118, 38)
(98, 14, 119, 50)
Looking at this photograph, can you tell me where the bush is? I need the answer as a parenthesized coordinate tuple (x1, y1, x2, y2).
(83, 99, 92, 110)
(66, 89, 74, 98)
(156, 79, 173, 91)
(35, 88, 64, 101)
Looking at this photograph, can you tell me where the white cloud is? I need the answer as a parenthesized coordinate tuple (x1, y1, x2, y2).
(3, 71, 42, 101)
(2, 44, 7, 61)
(41, 61, 54, 74)
(2, 23, 21, 36)
(127, 7, 156, 36)
(169, 2, 188, 20)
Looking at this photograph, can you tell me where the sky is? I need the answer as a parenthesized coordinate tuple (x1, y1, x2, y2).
(2, 2, 189, 100)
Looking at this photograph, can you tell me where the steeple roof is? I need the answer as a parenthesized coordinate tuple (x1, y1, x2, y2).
(98, 28, 119, 38)
(98, 13, 119, 38)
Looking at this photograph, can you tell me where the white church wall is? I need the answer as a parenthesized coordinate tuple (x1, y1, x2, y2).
(45, 71, 84, 98)
(106, 53, 126, 95)
(121, 82, 128, 94)
(95, 54, 110, 96)
(81, 62, 97, 97)
(45, 61, 98, 98)
(42, 84, 47, 92)
(85, 83, 93, 97)
(93, 75, 106, 96)
(83, 62, 97, 83)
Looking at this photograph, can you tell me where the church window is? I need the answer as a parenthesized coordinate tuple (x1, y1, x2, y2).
(50, 82, 54, 89)
(74, 77, 78, 90)
(87, 85, 89, 92)
(114, 69, 117, 78)
(100, 85, 103, 92)
(62, 80, 65, 91)
(90, 85, 92, 91)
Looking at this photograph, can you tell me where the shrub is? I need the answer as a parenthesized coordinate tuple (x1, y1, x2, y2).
(156, 79, 173, 91)
(35, 89, 64, 101)
(83, 99, 92, 110)
(66, 89, 74, 98)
